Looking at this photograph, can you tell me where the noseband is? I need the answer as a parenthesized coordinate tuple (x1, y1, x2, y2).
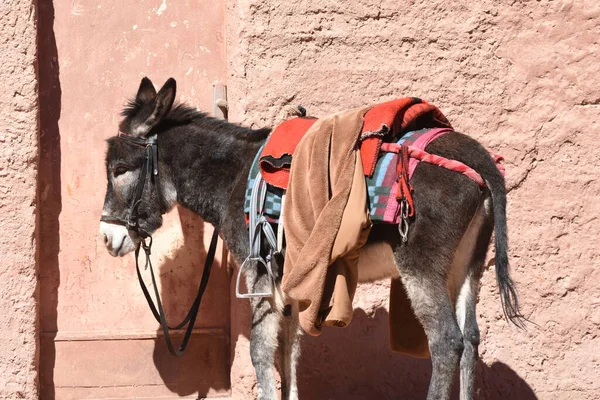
(101, 131, 218, 357)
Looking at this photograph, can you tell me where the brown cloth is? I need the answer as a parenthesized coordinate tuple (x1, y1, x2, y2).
(282, 106, 373, 336)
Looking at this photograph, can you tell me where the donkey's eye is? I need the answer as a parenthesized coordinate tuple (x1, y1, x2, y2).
(114, 166, 129, 177)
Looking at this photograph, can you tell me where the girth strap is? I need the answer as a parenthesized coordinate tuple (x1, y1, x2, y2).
(136, 229, 219, 356)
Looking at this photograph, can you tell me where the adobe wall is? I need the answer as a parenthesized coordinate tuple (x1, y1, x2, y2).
(1, 0, 599, 398)
(227, 0, 600, 398)
(0, 0, 39, 398)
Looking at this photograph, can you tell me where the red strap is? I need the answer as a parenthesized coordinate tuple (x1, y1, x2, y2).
(395, 145, 415, 217)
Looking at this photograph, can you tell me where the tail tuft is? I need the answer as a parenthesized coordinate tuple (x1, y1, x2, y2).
(483, 160, 527, 329)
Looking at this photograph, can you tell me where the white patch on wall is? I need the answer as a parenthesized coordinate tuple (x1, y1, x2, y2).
(185, 67, 194, 76)
(62, 56, 71, 69)
(146, 51, 157, 67)
(156, 0, 167, 16)
(170, 21, 177, 28)
(133, 25, 138, 30)
(198, 46, 211, 53)
(71, 1, 84, 16)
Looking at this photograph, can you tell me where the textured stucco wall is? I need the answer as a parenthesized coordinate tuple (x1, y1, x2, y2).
(0, 0, 39, 398)
(227, 0, 600, 399)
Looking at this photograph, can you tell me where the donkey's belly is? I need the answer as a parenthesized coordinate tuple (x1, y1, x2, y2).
(357, 241, 399, 283)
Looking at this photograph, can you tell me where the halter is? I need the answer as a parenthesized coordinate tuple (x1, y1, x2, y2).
(100, 131, 159, 237)
(101, 131, 218, 356)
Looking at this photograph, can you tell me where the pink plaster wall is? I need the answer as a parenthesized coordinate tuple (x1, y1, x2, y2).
(0, 0, 39, 398)
(226, 0, 600, 399)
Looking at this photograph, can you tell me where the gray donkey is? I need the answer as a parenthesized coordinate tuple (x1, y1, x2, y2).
(99, 77, 523, 400)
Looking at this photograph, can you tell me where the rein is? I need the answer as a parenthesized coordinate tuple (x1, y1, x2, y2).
(101, 131, 218, 356)
(136, 230, 218, 356)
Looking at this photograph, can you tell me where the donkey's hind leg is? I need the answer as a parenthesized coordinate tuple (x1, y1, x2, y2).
(394, 165, 482, 400)
(398, 263, 464, 400)
(456, 274, 481, 400)
(246, 267, 282, 400)
(456, 199, 494, 400)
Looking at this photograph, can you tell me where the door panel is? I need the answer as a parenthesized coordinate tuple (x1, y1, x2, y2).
(38, 0, 230, 398)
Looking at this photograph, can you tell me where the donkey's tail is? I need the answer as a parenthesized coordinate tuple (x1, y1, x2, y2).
(474, 151, 526, 328)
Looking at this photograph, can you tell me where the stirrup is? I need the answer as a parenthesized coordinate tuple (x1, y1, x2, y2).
(398, 199, 410, 243)
(235, 256, 274, 299)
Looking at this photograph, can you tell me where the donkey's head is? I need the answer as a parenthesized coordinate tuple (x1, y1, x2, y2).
(100, 77, 177, 256)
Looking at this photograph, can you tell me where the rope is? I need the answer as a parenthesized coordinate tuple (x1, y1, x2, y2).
(274, 104, 307, 125)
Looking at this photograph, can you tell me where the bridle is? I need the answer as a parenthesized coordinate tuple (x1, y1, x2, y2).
(101, 131, 218, 356)
(100, 132, 159, 236)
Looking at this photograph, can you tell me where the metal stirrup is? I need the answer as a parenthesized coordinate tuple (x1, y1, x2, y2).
(236, 174, 278, 298)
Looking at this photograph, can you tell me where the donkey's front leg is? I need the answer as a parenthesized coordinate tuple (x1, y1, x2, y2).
(247, 269, 282, 400)
(279, 301, 301, 400)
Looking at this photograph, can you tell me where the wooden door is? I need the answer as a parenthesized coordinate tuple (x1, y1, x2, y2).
(38, 0, 231, 398)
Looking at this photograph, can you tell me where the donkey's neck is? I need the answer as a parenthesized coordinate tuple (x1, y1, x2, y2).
(160, 116, 269, 232)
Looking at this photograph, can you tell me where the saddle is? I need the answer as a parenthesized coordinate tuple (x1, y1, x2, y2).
(258, 97, 451, 190)
(245, 98, 459, 228)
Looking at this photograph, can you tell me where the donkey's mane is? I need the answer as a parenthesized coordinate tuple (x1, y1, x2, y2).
(120, 97, 147, 118)
(121, 99, 270, 142)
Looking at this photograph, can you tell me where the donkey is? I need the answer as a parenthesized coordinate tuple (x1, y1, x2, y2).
(99, 77, 523, 400)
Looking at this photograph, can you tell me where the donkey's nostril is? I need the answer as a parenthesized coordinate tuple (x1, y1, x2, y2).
(103, 233, 109, 245)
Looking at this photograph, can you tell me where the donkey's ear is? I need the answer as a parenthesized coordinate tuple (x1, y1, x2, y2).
(153, 78, 177, 121)
(135, 77, 157, 104)
(141, 78, 176, 134)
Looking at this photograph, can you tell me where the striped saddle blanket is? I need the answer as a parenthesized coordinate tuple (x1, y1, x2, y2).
(244, 127, 453, 224)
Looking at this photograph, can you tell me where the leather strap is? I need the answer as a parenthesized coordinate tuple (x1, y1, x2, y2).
(396, 144, 415, 218)
(135, 229, 219, 356)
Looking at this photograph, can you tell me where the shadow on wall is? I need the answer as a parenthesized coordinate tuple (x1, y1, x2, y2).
(37, 0, 62, 398)
(297, 307, 538, 400)
(151, 207, 230, 397)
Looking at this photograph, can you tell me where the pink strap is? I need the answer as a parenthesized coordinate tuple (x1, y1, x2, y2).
(380, 143, 505, 188)
(407, 128, 454, 177)
(407, 146, 486, 187)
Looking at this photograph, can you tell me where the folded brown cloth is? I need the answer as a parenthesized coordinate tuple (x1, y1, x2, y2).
(282, 106, 373, 336)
